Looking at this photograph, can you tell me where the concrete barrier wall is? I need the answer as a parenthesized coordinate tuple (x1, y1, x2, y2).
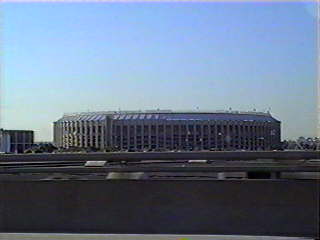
(0, 180, 318, 238)
(1, 151, 319, 162)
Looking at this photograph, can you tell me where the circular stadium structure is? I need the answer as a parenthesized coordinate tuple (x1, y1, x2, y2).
(53, 110, 281, 151)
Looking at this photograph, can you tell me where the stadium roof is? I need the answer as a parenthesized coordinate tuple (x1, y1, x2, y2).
(56, 111, 280, 123)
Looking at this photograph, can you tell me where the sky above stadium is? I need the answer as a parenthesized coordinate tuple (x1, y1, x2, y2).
(1, 1, 317, 141)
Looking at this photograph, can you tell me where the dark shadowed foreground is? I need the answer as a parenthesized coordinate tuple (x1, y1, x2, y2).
(0, 180, 318, 238)
(0, 233, 311, 240)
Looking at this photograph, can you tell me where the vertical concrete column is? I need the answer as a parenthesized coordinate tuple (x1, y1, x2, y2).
(80, 121, 84, 148)
(134, 123, 137, 150)
(66, 122, 70, 148)
(53, 123, 57, 147)
(192, 123, 196, 150)
(96, 121, 99, 149)
(90, 121, 94, 147)
(222, 121, 226, 150)
(261, 123, 264, 150)
(101, 120, 105, 150)
(247, 123, 250, 150)
(146, 123, 149, 150)
(58, 123, 62, 148)
(68, 122, 71, 148)
(163, 122, 167, 150)
(83, 121, 87, 148)
(263, 123, 267, 150)
(244, 123, 247, 150)
(74, 121, 78, 147)
(214, 122, 218, 149)
(59, 122, 65, 147)
(113, 124, 118, 150)
(14, 132, 18, 153)
(171, 124, 174, 149)
(156, 123, 159, 150)
(254, 125, 257, 150)
(235, 122, 239, 149)
(72, 121, 75, 147)
(242, 123, 246, 150)
(200, 123, 204, 150)
(78, 121, 81, 147)
(185, 123, 189, 150)
(63, 122, 66, 148)
(252, 123, 256, 150)
(80, 121, 83, 148)
(148, 124, 151, 149)
(266, 124, 271, 150)
(260, 123, 264, 150)
(226, 121, 230, 150)
(120, 123, 123, 150)
(60, 123, 63, 148)
(85, 121, 88, 148)
(75, 122, 78, 146)
(22, 132, 26, 152)
(108, 118, 113, 149)
(79, 121, 83, 148)
(232, 121, 236, 149)
(269, 123, 273, 150)
(228, 121, 232, 150)
(229, 121, 233, 149)
(251, 124, 255, 150)
(208, 123, 212, 149)
(178, 124, 182, 149)
(74, 121, 77, 147)
(127, 123, 131, 150)
(239, 123, 243, 150)
(248, 123, 252, 151)
(236, 122, 240, 149)
(259, 124, 263, 150)
(251, 123, 254, 150)
(141, 122, 144, 149)
(255, 123, 259, 150)
(64, 122, 67, 148)
(257, 123, 262, 150)
(145, 123, 148, 150)
(86, 121, 89, 147)
(71, 122, 74, 147)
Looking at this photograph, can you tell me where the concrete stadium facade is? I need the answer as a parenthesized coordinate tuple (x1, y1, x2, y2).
(53, 110, 281, 151)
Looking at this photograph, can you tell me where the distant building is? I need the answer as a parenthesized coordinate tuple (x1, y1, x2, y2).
(0, 129, 34, 153)
(54, 110, 281, 151)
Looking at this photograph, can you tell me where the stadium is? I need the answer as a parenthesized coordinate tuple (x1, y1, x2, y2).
(53, 110, 281, 151)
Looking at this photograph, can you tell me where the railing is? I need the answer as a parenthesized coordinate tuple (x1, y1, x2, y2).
(62, 110, 272, 117)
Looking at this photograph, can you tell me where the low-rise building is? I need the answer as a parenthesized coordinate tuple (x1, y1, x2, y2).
(0, 129, 34, 153)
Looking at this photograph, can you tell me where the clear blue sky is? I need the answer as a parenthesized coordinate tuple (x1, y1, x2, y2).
(1, 2, 317, 141)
